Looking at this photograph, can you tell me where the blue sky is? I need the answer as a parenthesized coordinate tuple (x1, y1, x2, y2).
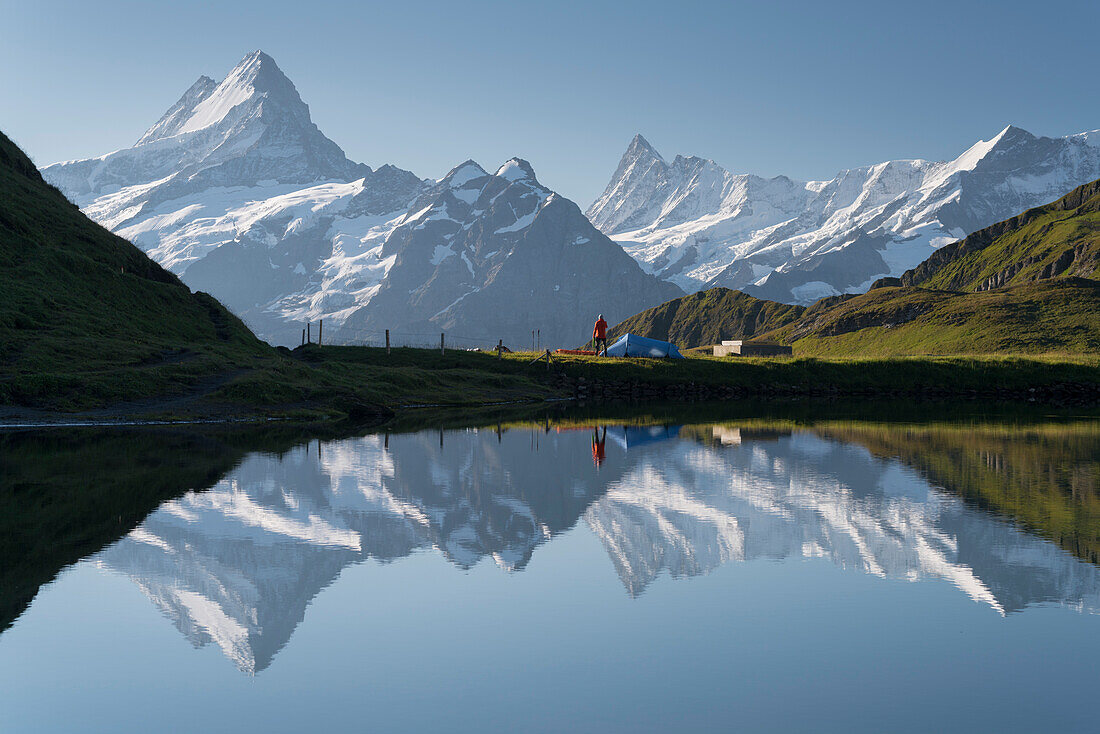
(3, 0, 1098, 205)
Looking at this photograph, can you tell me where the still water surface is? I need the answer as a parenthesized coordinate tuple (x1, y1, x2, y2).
(2, 415, 1099, 732)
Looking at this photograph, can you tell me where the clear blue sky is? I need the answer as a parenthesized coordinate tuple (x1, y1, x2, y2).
(3, 0, 1098, 206)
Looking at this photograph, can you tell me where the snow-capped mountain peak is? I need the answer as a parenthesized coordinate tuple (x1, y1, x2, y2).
(135, 51, 303, 146)
(43, 50, 363, 212)
(494, 157, 538, 182)
(625, 133, 663, 163)
(39, 51, 427, 343)
(443, 160, 490, 188)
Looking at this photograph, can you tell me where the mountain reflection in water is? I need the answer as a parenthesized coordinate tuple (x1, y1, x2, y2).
(94, 420, 1100, 673)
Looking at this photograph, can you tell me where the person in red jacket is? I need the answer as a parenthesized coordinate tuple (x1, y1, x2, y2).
(592, 314, 608, 356)
(591, 426, 607, 468)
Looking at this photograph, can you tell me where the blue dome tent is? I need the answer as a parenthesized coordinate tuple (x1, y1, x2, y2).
(604, 333, 685, 359)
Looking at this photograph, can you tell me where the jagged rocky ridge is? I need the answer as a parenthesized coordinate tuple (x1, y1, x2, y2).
(40, 51, 678, 346)
(587, 129, 1100, 304)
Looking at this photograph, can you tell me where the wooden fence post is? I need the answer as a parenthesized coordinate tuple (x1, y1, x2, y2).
(386, 329, 390, 355)
(301, 328, 305, 346)
(318, 319, 323, 346)
(440, 332, 445, 356)
(307, 322, 311, 344)
(497, 339, 503, 359)
(537, 329, 540, 351)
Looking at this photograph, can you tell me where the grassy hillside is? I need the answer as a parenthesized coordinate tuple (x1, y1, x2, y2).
(762, 278, 1100, 356)
(0, 130, 274, 410)
(604, 287, 803, 346)
(902, 177, 1100, 291)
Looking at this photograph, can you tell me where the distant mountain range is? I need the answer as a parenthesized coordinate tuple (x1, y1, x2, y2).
(587, 128, 1100, 304)
(41, 51, 677, 346)
(37, 49, 1100, 340)
(608, 177, 1100, 356)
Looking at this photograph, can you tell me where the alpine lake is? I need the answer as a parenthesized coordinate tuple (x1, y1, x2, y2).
(2, 401, 1099, 733)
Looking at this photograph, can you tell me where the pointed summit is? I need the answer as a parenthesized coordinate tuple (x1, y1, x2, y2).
(135, 51, 304, 146)
(171, 50, 301, 138)
(950, 124, 1038, 173)
(995, 124, 1036, 142)
(443, 160, 489, 188)
(585, 134, 674, 233)
(222, 50, 299, 100)
(43, 50, 365, 213)
(626, 133, 664, 163)
(494, 158, 538, 183)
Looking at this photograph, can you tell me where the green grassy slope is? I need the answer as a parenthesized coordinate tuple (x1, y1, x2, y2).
(0, 130, 275, 409)
(761, 278, 1100, 356)
(608, 278, 1100, 356)
(603, 287, 804, 347)
(902, 177, 1100, 291)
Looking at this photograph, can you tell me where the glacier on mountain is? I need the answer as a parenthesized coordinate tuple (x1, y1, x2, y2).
(587, 128, 1100, 303)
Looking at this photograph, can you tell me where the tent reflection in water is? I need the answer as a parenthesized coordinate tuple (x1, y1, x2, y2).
(604, 333, 685, 359)
(606, 425, 682, 450)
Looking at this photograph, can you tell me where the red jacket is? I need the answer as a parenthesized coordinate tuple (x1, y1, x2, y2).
(593, 318, 607, 339)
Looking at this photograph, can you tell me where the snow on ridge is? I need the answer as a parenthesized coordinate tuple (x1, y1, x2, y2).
(945, 124, 1018, 174)
(494, 207, 538, 234)
(589, 124, 1100, 302)
(446, 161, 488, 188)
(495, 158, 534, 182)
(176, 50, 272, 136)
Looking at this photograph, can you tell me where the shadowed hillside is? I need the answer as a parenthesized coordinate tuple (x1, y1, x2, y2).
(0, 129, 269, 411)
